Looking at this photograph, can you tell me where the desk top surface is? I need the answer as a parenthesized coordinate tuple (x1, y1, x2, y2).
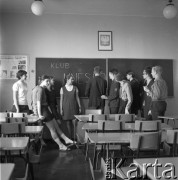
(158, 115, 178, 120)
(0, 163, 15, 180)
(0, 115, 40, 123)
(0, 137, 29, 150)
(134, 157, 178, 180)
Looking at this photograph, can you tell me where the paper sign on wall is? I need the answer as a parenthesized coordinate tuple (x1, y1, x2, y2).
(0, 55, 28, 79)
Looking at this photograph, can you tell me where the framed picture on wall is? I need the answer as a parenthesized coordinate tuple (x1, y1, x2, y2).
(98, 31, 113, 51)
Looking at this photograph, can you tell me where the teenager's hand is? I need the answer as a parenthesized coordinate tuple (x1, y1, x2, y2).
(101, 95, 108, 99)
(148, 110, 152, 115)
(39, 115, 45, 120)
(60, 109, 63, 116)
(79, 107, 82, 114)
(125, 108, 130, 114)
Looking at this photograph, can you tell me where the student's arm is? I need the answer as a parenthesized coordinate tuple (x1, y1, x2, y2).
(125, 83, 133, 114)
(60, 88, 64, 116)
(12, 83, 20, 112)
(36, 88, 44, 119)
(108, 83, 120, 101)
(76, 87, 81, 113)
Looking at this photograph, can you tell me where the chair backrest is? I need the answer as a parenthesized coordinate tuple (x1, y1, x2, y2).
(0, 112, 9, 118)
(6, 117, 28, 125)
(130, 132, 160, 157)
(115, 114, 135, 122)
(88, 114, 108, 122)
(85, 109, 102, 115)
(0, 122, 25, 135)
(89, 158, 95, 180)
(135, 120, 161, 132)
(11, 113, 27, 118)
(166, 130, 178, 144)
(98, 120, 123, 131)
(166, 130, 178, 156)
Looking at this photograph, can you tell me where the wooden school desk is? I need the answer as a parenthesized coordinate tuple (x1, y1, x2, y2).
(0, 163, 15, 180)
(0, 137, 29, 162)
(134, 157, 178, 180)
(158, 115, 178, 127)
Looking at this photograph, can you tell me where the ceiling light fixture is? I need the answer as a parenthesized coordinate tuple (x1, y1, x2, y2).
(31, 0, 45, 16)
(163, 0, 177, 19)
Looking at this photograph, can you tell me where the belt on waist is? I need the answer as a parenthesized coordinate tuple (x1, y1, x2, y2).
(152, 100, 166, 102)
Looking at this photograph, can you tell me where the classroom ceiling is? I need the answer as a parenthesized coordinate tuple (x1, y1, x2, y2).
(0, 0, 177, 18)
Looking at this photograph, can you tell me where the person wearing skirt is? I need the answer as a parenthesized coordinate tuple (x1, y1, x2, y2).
(60, 74, 81, 140)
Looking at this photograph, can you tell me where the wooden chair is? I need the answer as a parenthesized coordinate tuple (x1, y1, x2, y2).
(85, 109, 102, 115)
(115, 132, 160, 180)
(88, 114, 108, 122)
(134, 120, 161, 132)
(166, 129, 178, 156)
(129, 132, 161, 157)
(6, 117, 28, 125)
(115, 114, 135, 122)
(94, 121, 124, 169)
(15, 163, 29, 180)
(89, 158, 106, 180)
(0, 122, 25, 136)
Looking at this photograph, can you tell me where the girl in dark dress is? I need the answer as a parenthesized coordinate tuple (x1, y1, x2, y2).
(60, 74, 81, 140)
(32, 75, 74, 151)
(45, 76, 61, 123)
(142, 67, 154, 119)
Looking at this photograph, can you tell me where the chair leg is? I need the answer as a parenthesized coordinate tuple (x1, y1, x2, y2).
(85, 140, 89, 161)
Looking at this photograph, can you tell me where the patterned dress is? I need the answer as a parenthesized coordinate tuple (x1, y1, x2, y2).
(61, 86, 79, 120)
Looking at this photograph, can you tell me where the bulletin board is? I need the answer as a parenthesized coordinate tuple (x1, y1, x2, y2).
(0, 55, 28, 79)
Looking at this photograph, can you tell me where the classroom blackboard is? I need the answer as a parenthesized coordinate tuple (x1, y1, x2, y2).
(36, 58, 106, 97)
(108, 58, 173, 97)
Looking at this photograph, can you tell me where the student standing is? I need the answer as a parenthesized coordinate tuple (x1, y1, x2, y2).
(101, 69, 120, 114)
(142, 67, 154, 119)
(115, 73, 133, 114)
(60, 74, 81, 140)
(85, 66, 107, 113)
(45, 76, 61, 123)
(12, 70, 30, 114)
(143, 66, 168, 120)
(32, 75, 73, 151)
(126, 71, 140, 115)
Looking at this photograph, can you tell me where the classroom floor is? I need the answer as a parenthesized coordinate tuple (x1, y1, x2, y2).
(13, 141, 91, 180)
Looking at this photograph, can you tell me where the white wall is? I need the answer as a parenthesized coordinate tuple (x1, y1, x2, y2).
(0, 13, 178, 115)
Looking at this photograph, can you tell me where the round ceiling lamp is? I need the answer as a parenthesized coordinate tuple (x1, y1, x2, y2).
(163, 0, 177, 19)
(31, 0, 45, 16)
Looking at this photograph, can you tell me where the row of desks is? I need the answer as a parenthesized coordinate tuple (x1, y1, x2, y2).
(0, 115, 40, 124)
(82, 122, 172, 131)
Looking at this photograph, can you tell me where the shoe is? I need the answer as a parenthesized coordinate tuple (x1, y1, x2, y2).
(66, 141, 77, 145)
(59, 146, 71, 151)
(59, 145, 70, 151)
